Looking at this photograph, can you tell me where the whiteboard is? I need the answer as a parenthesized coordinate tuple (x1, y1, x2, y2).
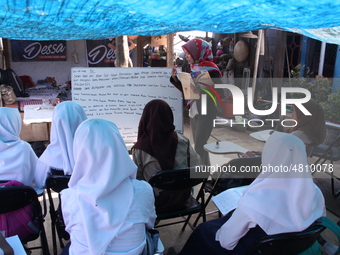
(71, 67, 183, 143)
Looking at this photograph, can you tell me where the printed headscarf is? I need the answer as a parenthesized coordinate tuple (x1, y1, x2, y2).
(182, 38, 222, 76)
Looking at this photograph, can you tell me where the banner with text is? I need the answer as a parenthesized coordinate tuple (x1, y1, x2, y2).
(11, 40, 67, 61)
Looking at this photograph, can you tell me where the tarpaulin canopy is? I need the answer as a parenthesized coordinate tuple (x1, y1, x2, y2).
(1, 0, 340, 44)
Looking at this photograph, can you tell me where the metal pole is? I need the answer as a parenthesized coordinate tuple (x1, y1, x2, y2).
(318, 41, 326, 76)
(252, 29, 264, 100)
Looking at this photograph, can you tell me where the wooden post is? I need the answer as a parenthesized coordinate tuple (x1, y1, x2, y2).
(115, 36, 131, 67)
(167, 33, 174, 67)
(136, 36, 143, 67)
(273, 30, 287, 90)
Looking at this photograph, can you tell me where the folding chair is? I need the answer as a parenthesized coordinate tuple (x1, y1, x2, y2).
(45, 175, 71, 255)
(246, 222, 325, 255)
(0, 185, 50, 254)
(148, 167, 207, 231)
(193, 156, 262, 227)
(310, 125, 340, 196)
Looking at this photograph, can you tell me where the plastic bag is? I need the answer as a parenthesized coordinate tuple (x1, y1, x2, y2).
(0, 84, 16, 105)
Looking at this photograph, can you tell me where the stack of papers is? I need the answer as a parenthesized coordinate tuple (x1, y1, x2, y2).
(212, 185, 248, 216)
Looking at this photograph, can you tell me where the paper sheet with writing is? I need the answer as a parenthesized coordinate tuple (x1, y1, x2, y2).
(6, 235, 27, 255)
(212, 185, 248, 216)
(177, 71, 215, 100)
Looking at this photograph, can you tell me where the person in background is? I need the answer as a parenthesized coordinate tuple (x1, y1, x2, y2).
(35, 101, 87, 188)
(178, 132, 325, 255)
(132, 99, 202, 213)
(0, 107, 37, 186)
(61, 119, 156, 255)
(170, 38, 222, 165)
(287, 98, 326, 156)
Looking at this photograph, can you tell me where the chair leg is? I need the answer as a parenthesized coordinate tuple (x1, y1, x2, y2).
(39, 220, 51, 255)
(331, 170, 340, 197)
(47, 189, 58, 255)
(193, 191, 214, 227)
(51, 211, 58, 255)
(182, 215, 192, 231)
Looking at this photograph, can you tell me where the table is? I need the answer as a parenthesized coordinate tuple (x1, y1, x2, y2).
(23, 104, 55, 125)
(326, 121, 340, 129)
(249, 129, 274, 142)
(22, 104, 54, 142)
(204, 141, 249, 157)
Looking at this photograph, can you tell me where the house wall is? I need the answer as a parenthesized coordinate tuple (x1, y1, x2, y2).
(8, 39, 138, 86)
(9, 40, 87, 86)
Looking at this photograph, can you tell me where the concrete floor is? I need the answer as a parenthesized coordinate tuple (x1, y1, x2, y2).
(27, 113, 340, 255)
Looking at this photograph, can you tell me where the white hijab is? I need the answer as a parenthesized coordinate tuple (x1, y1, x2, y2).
(218, 132, 325, 240)
(0, 107, 37, 185)
(64, 119, 137, 255)
(38, 101, 87, 175)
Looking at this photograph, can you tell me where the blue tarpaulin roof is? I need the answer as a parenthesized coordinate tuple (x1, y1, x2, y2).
(1, 0, 340, 44)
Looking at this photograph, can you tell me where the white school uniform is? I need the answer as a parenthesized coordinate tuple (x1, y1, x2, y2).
(35, 101, 87, 188)
(216, 132, 326, 250)
(61, 119, 156, 255)
(0, 107, 37, 186)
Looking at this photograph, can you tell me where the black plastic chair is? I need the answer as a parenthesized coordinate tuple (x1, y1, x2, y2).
(310, 125, 340, 196)
(0, 185, 50, 254)
(246, 223, 325, 255)
(45, 175, 71, 255)
(193, 156, 262, 227)
(148, 167, 207, 231)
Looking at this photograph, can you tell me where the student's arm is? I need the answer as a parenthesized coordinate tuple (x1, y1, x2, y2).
(128, 38, 136, 51)
(132, 149, 161, 182)
(215, 208, 256, 250)
(34, 160, 50, 189)
(170, 66, 184, 93)
(0, 235, 14, 255)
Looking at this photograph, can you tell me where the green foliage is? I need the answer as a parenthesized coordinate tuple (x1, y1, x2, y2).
(288, 64, 340, 123)
(289, 64, 332, 104)
(320, 89, 340, 123)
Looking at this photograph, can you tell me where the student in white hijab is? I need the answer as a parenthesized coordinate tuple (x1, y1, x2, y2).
(61, 119, 156, 255)
(179, 132, 326, 255)
(35, 101, 87, 188)
(0, 107, 37, 186)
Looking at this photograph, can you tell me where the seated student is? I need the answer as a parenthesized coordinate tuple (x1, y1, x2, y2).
(132, 99, 202, 213)
(61, 119, 156, 255)
(178, 132, 326, 255)
(0, 107, 37, 186)
(287, 98, 326, 155)
(35, 101, 87, 188)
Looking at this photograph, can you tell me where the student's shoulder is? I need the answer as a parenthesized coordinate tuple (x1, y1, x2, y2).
(132, 179, 153, 192)
(177, 132, 189, 142)
(177, 132, 191, 146)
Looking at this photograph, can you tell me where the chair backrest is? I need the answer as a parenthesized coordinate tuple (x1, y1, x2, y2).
(45, 175, 71, 193)
(324, 126, 340, 147)
(247, 223, 325, 255)
(0, 185, 38, 214)
(0, 184, 50, 254)
(148, 167, 205, 190)
(216, 156, 262, 183)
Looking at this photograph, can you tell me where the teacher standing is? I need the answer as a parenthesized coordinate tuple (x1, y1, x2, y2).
(170, 38, 222, 165)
